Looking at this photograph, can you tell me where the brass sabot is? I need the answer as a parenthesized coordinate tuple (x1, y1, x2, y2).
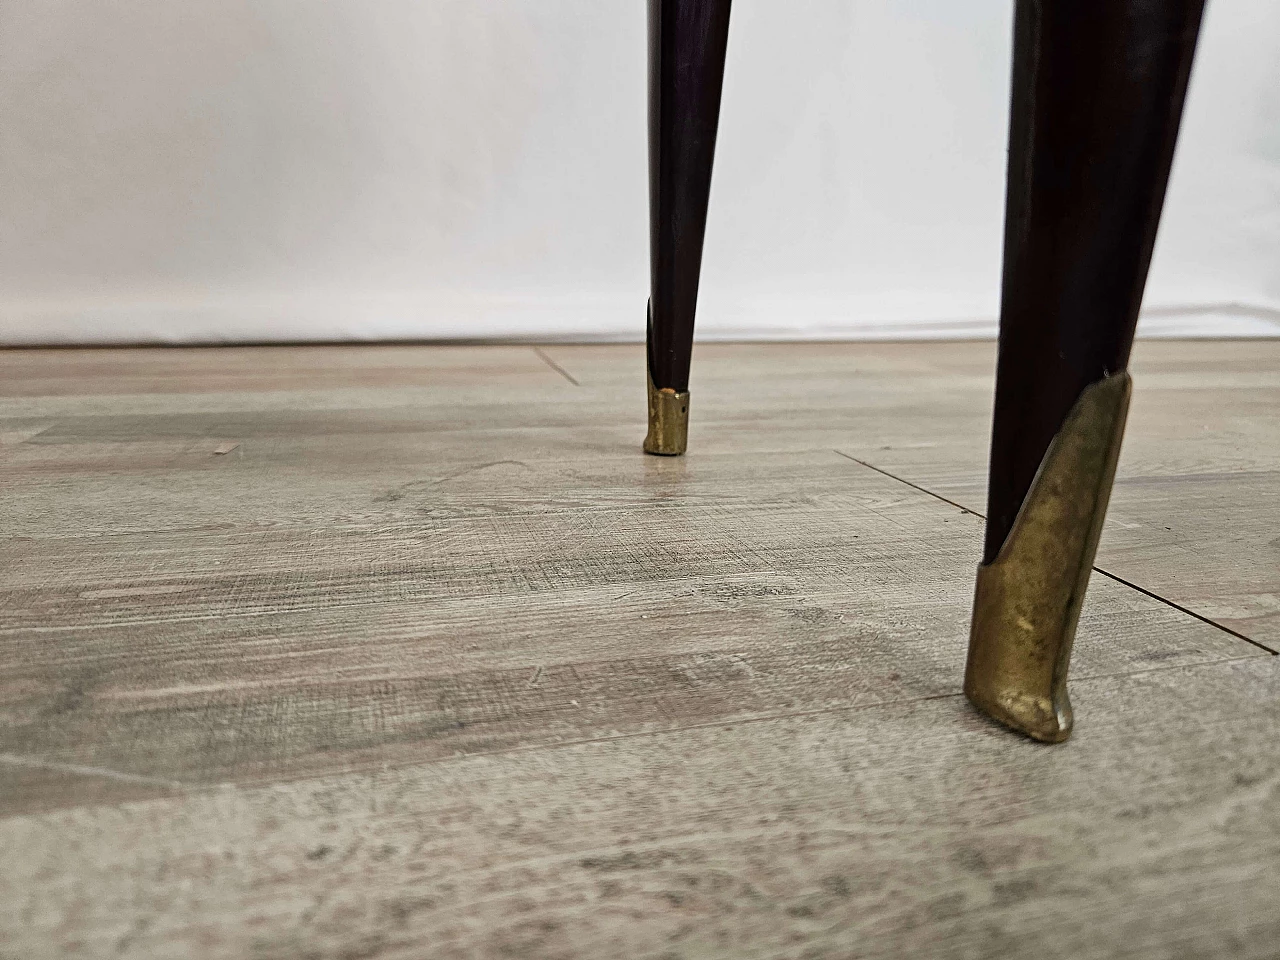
(965, 372, 1133, 743)
(643, 370, 689, 456)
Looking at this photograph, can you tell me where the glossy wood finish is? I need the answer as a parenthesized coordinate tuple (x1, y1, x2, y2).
(647, 0, 732, 392)
(984, 0, 1206, 562)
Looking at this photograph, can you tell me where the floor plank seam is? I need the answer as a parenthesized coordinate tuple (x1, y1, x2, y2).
(1090, 569, 1278, 655)
(834, 450, 978, 516)
(832, 448, 1279, 656)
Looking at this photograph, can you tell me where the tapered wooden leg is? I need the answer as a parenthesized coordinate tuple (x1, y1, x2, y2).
(965, 0, 1206, 742)
(644, 0, 732, 455)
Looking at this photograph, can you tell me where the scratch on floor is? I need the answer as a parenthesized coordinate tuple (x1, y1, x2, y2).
(0, 753, 185, 791)
(79, 584, 196, 600)
(380, 461, 532, 501)
(437, 460, 530, 485)
(0, 425, 51, 445)
(532, 346, 581, 386)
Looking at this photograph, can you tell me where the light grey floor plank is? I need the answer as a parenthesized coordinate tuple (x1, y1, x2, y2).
(3, 446, 1250, 813)
(0, 340, 1275, 957)
(2, 657, 1277, 960)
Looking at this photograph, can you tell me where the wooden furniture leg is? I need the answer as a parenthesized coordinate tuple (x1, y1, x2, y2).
(644, 0, 732, 455)
(965, 0, 1206, 742)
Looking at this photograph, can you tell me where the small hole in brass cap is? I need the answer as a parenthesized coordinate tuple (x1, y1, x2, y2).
(643, 372, 690, 456)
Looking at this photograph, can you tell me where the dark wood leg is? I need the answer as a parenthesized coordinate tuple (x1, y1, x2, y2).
(644, 0, 732, 456)
(965, 0, 1206, 742)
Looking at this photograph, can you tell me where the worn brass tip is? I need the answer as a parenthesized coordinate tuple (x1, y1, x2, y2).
(643, 371, 689, 456)
(964, 371, 1133, 744)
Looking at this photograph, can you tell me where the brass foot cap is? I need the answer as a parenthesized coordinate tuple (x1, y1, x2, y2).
(962, 371, 1132, 746)
(644, 374, 689, 456)
(965, 682, 1073, 744)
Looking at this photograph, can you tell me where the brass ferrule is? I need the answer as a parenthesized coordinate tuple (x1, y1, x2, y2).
(964, 372, 1133, 743)
(643, 370, 689, 456)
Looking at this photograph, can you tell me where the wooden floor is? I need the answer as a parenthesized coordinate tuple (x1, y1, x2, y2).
(1, 340, 1277, 959)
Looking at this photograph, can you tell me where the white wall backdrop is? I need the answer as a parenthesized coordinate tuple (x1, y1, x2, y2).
(2, 0, 1278, 345)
